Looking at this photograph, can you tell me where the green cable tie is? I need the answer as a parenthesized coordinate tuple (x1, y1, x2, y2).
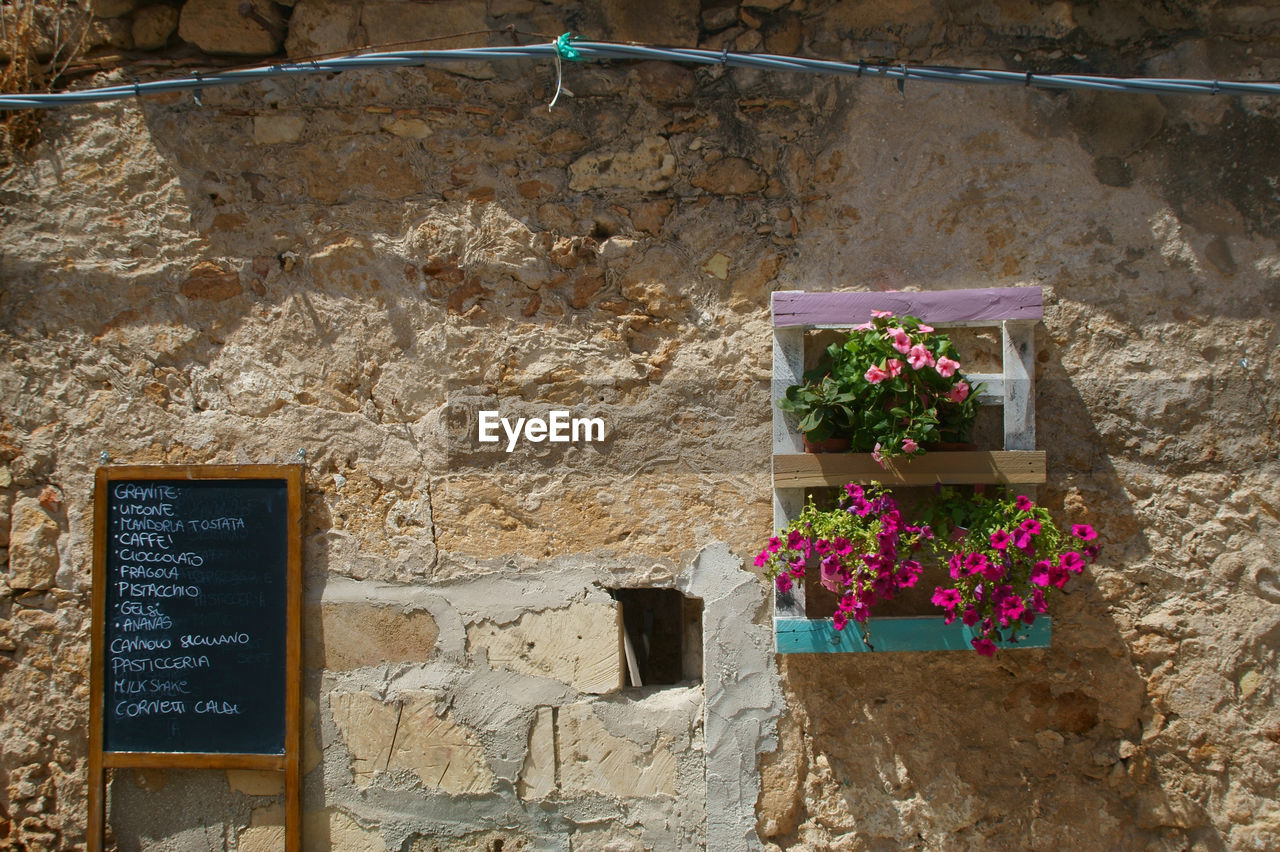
(555, 32, 582, 62)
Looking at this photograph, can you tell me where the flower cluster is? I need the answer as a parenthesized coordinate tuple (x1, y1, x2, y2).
(757, 483, 1101, 655)
(927, 487, 1099, 655)
(755, 483, 932, 634)
(790, 311, 982, 461)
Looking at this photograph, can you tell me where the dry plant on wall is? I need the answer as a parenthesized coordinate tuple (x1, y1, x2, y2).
(0, 0, 93, 161)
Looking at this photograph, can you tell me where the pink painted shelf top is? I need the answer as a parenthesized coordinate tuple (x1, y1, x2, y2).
(771, 286, 1043, 327)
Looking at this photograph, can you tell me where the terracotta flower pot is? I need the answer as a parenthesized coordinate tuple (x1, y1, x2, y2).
(803, 435, 851, 453)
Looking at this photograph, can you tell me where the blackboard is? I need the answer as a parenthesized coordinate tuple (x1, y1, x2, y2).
(101, 477, 289, 753)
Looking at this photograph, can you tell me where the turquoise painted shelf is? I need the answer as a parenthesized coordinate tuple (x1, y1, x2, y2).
(775, 615, 1052, 654)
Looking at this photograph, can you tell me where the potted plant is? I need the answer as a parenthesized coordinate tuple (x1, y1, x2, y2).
(924, 486, 1100, 655)
(775, 375, 857, 452)
(779, 310, 982, 461)
(755, 482, 933, 643)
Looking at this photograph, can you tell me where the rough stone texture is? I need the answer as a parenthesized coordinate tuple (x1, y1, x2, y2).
(284, 0, 361, 58)
(131, 4, 180, 52)
(7, 497, 59, 590)
(467, 598, 622, 693)
(178, 0, 285, 56)
(330, 690, 496, 793)
(306, 599, 439, 669)
(569, 135, 678, 192)
(3, 1, 1280, 850)
(558, 697, 681, 797)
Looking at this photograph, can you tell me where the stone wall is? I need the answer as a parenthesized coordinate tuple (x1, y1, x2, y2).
(2, 0, 1279, 849)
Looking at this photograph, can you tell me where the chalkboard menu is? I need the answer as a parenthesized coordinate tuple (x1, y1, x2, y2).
(90, 465, 303, 850)
(101, 477, 288, 752)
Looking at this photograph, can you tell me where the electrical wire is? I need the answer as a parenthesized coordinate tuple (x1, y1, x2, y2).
(2, 38, 1277, 110)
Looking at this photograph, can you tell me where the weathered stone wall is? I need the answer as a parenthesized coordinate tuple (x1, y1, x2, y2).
(2, 1, 1279, 849)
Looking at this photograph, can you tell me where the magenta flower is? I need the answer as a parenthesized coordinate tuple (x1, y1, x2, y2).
(1015, 495, 1034, 511)
(887, 327, 912, 354)
(962, 606, 980, 626)
(949, 553, 965, 579)
(754, 550, 769, 567)
(897, 560, 922, 587)
(902, 437, 919, 454)
(820, 554, 842, 591)
(1030, 560, 1051, 587)
(865, 365, 890, 384)
(1072, 524, 1097, 541)
(965, 552, 988, 574)
(981, 560, 1006, 581)
(832, 536, 853, 556)
(775, 573, 792, 593)
(844, 483, 864, 500)
(788, 559, 805, 578)
(907, 343, 935, 370)
(1061, 551, 1086, 574)
(935, 356, 960, 378)
(1084, 545, 1100, 562)
(832, 609, 848, 631)
(946, 381, 970, 403)
(971, 638, 997, 657)
(1018, 518, 1042, 536)
(932, 587, 962, 611)
(990, 529, 1012, 550)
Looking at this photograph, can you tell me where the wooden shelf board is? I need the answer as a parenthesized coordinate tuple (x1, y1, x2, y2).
(775, 615, 1052, 654)
(772, 450, 1046, 487)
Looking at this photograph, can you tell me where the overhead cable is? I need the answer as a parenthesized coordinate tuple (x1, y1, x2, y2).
(1, 38, 1277, 110)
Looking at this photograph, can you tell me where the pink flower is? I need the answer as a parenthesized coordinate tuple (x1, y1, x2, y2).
(931, 587, 962, 611)
(946, 381, 970, 403)
(854, 321, 874, 331)
(820, 554, 842, 591)
(934, 356, 960, 378)
(917, 324, 935, 333)
(990, 529, 1012, 550)
(871, 443, 885, 466)
(1015, 495, 1034, 511)
(871, 309, 895, 318)
(902, 437, 919, 454)
(981, 559, 1006, 581)
(1072, 524, 1097, 541)
(886, 358, 905, 377)
(887, 328, 912, 354)
(865, 365, 890, 384)
(774, 573, 792, 593)
(907, 344, 935, 370)
(971, 638, 998, 657)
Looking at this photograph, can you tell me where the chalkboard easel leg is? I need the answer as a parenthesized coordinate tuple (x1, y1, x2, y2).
(87, 758, 105, 852)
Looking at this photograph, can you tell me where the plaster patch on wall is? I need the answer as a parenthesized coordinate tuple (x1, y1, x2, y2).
(680, 542, 783, 852)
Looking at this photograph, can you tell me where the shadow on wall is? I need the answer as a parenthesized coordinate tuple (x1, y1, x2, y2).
(757, 354, 1183, 847)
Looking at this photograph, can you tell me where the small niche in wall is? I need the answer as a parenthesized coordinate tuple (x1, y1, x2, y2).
(610, 588, 702, 687)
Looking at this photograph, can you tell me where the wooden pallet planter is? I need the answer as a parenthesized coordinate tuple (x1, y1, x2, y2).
(771, 286, 1050, 654)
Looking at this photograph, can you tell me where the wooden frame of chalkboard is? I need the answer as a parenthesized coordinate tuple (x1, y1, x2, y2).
(88, 464, 303, 852)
